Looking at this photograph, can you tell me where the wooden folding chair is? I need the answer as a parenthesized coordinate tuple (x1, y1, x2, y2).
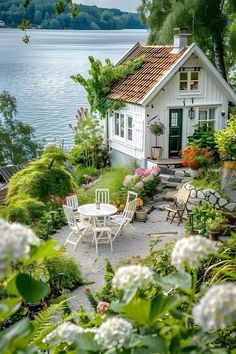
(165, 188, 190, 226)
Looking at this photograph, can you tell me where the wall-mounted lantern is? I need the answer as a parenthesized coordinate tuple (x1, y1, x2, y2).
(189, 107, 195, 120)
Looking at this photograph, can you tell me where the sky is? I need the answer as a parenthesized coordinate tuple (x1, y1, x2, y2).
(77, 1, 141, 12)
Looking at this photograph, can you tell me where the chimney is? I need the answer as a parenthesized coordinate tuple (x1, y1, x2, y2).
(173, 28, 189, 48)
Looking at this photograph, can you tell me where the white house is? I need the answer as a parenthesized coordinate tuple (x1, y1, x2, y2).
(106, 31, 236, 168)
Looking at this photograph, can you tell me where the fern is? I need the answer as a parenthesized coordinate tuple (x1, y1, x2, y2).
(30, 300, 70, 347)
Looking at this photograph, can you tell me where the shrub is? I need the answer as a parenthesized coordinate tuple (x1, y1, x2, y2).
(76, 166, 101, 186)
(43, 254, 84, 292)
(181, 144, 214, 169)
(123, 166, 161, 201)
(215, 114, 236, 161)
(187, 123, 219, 161)
(7, 197, 45, 224)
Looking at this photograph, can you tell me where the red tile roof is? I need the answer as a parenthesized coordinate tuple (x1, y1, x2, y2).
(107, 45, 188, 104)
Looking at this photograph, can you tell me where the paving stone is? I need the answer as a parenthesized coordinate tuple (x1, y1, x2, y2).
(225, 203, 236, 211)
(215, 192, 221, 199)
(197, 191, 205, 199)
(209, 194, 217, 205)
(190, 189, 197, 198)
(218, 198, 227, 207)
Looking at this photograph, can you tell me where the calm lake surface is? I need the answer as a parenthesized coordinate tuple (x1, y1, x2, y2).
(0, 29, 148, 146)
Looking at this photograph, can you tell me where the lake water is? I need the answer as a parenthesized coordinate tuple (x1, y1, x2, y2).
(0, 29, 148, 146)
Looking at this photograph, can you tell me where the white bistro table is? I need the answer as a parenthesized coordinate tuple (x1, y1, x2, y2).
(78, 203, 117, 226)
(77, 203, 117, 253)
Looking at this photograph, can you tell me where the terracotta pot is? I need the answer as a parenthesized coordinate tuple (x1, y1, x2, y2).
(151, 146, 162, 159)
(208, 230, 221, 240)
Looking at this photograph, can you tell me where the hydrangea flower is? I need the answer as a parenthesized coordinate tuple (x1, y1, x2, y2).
(112, 265, 154, 291)
(123, 175, 134, 186)
(97, 301, 110, 314)
(150, 166, 160, 176)
(43, 322, 96, 346)
(171, 235, 217, 271)
(134, 181, 144, 189)
(192, 284, 236, 331)
(143, 168, 151, 176)
(134, 167, 145, 177)
(0, 219, 40, 278)
(94, 317, 132, 349)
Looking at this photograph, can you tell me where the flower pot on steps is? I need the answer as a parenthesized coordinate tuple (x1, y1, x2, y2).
(151, 147, 162, 160)
(135, 209, 148, 222)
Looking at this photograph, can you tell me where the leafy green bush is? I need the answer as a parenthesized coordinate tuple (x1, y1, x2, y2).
(0, 205, 7, 219)
(7, 197, 45, 224)
(215, 114, 236, 161)
(43, 254, 84, 291)
(76, 166, 101, 186)
(187, 123, 219, 161)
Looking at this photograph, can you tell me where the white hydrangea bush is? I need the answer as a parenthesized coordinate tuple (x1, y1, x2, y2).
(94, 317, 132, 349)
(0, 219, 40, 277)
(43, 322, 96, 346)
(171, 235, 217, 271)
(112, 265, 154, 291)
(192, 283, 236, 331)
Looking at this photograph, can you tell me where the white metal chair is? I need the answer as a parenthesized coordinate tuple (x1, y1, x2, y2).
(110, 199, 137, 241)
(63, 205, 92, 251)
(92, 226, 113, 254)
(95, 189, 109, 204)
(127, 191, 138, 203)
(66, 194, 80, 219)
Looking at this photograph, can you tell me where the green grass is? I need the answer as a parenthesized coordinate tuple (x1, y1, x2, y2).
(77, 166, 132, 205)
(190, 168, 230, 201)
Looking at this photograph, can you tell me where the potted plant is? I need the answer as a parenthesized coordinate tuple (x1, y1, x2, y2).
(206, 216, 225, 240)
(148, 122, 165, 159)
(181, 144, 214, 178)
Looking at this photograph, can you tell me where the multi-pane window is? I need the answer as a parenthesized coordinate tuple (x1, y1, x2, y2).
(113, 113, 133, 141)
(179, 71, 199, 91)
(127, 116, 133, 141)
(199, 108, 216, 128)
(114, 113, 124, 138)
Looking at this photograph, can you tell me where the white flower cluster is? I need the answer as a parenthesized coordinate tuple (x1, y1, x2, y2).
(43, 322, 96, 346)
(112, 265, 154, 291)
(192, 283, 236, 331)
(0, 219, 40, 277)
(171, 235, 217, 271)
(94, 317, 132, 349)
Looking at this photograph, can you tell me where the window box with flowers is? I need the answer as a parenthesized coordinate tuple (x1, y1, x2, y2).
(181, 144, 214, 178)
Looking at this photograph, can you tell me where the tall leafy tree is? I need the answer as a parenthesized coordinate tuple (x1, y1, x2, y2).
(0, 91, 41, 166)
(138, 0, 231, 80)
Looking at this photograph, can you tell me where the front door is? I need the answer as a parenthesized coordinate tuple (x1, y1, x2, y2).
(169, 109, 183, 157)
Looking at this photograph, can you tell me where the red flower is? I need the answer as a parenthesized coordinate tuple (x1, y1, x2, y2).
(83, 287, 91, 294)
(45, 195, 52, 200)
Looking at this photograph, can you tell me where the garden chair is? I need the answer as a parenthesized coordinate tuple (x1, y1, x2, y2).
(127, 191, 138, 203)
(95, 188, 110, 204)
(110, 199, 137, 241)
(92, 226, 113, 254)
(165, 188, 190, 226)
(66, 194, 80, 219)
(63, 205, 92, 251)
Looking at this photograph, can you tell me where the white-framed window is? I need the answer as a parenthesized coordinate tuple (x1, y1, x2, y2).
(198, 108, 216, 128)
(179, 71, 199, 91)
(127, 116, 133, 141)
(114, 112, 125, 138)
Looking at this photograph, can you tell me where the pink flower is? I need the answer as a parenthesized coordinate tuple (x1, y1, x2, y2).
(146, 174, 154, 182)
(135, 167, 145, 177)
(98, 145, 103, 150)
(97, 301, 110, 314)
(107, 150, 112, 156)
(135, 181, 144, 189)
(83, 287, 91, 294)
(150, 166, 160, 176)
(123, 175, 133, 186)
(142, 176, 149, 183)
(125, 257, 132, 264)
(143, 169, 151, 176)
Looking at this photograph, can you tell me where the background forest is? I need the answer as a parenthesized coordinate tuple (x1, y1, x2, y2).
(0, 0, 144, 30)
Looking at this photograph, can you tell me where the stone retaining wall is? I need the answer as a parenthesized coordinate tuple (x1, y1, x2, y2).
(183, 183, 236, 212)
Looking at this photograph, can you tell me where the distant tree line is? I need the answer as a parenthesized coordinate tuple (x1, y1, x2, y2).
(0, 0, 145, 30)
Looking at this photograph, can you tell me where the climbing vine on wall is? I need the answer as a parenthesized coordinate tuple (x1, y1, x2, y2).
(71, 55, 145, 118)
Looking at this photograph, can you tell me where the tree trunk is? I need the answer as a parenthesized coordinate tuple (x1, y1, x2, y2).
(213, 35, 227, 81)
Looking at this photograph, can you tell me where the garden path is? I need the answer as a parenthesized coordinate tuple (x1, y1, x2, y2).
(54, 208, 184, 311)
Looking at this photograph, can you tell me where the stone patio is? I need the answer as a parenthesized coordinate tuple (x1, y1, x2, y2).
(54, 207, 184, 311)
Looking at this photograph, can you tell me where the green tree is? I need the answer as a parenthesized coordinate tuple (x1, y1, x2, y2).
(138, 0, 233, 80)
(0, 91, 41, 166)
